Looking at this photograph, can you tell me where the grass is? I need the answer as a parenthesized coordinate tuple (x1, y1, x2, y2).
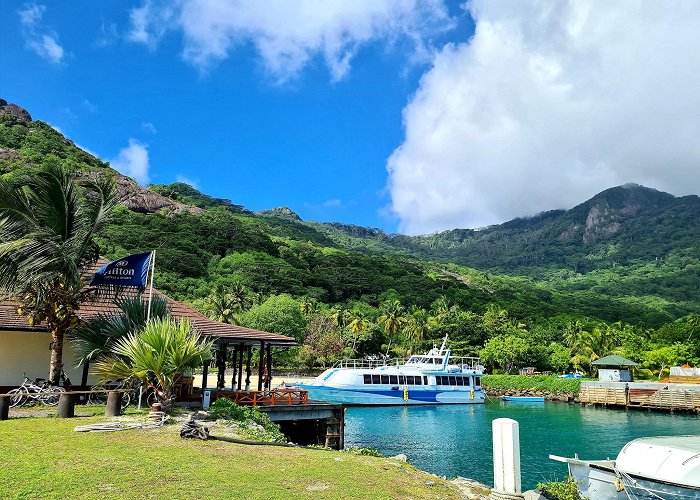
(0, 413, 460, 499)
(481, 375, 581, 393)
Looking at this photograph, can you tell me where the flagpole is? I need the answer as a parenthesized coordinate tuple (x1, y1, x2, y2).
(146, 250, 156, 322)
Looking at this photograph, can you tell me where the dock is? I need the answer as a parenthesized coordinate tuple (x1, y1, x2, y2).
(214, 389, 344, 449)
(579, 381, 700, 412)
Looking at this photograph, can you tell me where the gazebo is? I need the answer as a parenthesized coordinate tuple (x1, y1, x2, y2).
(592, 355, 638, 382)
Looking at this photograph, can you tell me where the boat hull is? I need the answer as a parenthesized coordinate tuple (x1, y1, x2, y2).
(501, 396, 545, 402)
(297, 384, 485, 406)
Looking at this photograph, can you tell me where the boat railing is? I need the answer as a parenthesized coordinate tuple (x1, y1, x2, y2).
(333, 358, 407, 369)
(448, 357, 483, 371)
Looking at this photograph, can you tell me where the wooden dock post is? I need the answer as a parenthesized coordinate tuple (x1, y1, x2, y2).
(0, 396, 9, 420)
(490, 418, 523, 500)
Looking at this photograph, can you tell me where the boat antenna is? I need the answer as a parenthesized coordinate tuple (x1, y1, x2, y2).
(439, 334, 448, 352)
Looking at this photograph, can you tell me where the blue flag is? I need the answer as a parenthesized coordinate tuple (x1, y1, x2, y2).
(91, 252, 153, 287)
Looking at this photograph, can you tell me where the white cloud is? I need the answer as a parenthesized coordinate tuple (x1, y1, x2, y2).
(111, 139, 150, 184)
(82, 99, 97, 113)
(18, 3, 65, 64)
(141, 121, 157, 134)
(126, 0, 452, 81)
(388, 1, 700, 234)
(323, 199, 342, 208)
(175, 174, 198, 188)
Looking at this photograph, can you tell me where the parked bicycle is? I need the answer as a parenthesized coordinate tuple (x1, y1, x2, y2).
(8, 369, 70, 408)
(88, 379, 140, 410)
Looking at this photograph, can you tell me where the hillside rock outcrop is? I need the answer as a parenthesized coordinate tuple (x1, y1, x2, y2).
(0, 99, 32, 122)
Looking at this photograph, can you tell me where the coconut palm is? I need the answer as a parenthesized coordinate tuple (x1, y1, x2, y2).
(404, 306, 430, 353)
(69, 296, 171, 366)
(0, 164, 116, 384)
(570, 324, 622, 375)
(206, 283, 246, 324)
(330, 307, 350, 328)
(92, 318, 212, 409)
(378, 300, 406, 355)
(347, 310, 371, 354)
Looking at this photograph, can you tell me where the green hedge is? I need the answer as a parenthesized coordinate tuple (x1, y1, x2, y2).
(482, 375, 581, 393)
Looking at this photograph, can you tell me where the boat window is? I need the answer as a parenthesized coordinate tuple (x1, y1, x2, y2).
(363, 374, 372, 384)
(381, 375, 390, 384)
(449, 376, 457, 386)
(436, 358, 443, 365)
(424, 376, 428, 385)
(398, 375, 405, 384)
(416, 376, 422, 385)
(407, 376, 415, 385)
(372, 375, 381, 384)
(456, 377, 463, 386)
(389, 375, 398, 385)
(474, 377, 481, 386)
(463, 377, 470, 387)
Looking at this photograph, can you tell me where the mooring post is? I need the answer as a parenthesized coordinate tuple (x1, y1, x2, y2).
(105, 391, 123, 417)
(57, 393, 77, 418)
(490, 418, 524, 500)
(0, 396, 9, 420)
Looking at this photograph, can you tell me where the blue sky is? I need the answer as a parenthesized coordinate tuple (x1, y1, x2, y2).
(1, 1, 474, 231)
(4, 2, 700, 234)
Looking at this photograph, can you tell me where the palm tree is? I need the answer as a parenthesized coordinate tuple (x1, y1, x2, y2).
(0, 164, 116, 384)
(69, 296, 171, 366)
(378, 300, 406, 355)
(92, 318, 212, 410)
(347, 310, 371, 354)
(570, 325, 622, 376)
(299, 298, 315, 316)
(404, 306, 430, 353)
(330, 307, 350, 329)
(206, 283, 246, 324)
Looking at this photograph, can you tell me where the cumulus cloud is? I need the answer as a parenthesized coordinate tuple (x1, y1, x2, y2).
(141, 121, 157, 134)
(126, 0, 452, 81)
(175, 174, 198, 188)
(111, 139, 150, 184)
(18, 3, 65, 64)
(388, 1, 700, 234)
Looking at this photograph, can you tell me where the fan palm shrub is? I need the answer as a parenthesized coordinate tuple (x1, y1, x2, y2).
(92, 318, 213, 409)
(69, 296, 170, 366)
(0, 164, 116, 383)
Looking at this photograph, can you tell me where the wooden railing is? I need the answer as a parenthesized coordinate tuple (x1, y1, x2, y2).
(216, 389, 308, 406)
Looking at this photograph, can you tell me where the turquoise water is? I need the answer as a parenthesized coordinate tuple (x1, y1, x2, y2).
(344, 401, 700, 490)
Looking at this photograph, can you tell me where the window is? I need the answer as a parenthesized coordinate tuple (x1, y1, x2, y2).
(389, 375, 398, 385)
(456, 377, 464, 386)
(363, 374, 372, 384)
(381, 375, 390, 384)
(372, 375, 381, 384)
(423, 376, 428, 385)
(398, 375, 405, 384)
(463, 377, 470, 387)
(449, 376, 456, 386)
(474, 377, 481, 386)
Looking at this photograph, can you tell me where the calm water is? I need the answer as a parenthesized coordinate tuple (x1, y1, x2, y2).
(344, 401, 700, 490)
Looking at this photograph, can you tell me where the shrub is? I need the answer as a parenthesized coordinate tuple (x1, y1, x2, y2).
(344, 447, 383, 457)
(537, 477, 585, 500)
(209, 398, 285, 442)
(481, 375, 581, 393)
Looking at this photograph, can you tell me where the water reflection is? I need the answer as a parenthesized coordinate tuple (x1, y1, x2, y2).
(344, 401, 700, 489)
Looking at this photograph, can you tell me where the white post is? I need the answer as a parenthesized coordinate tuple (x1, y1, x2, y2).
(490, 418, 524, 500)
(146, 250, 156, 322)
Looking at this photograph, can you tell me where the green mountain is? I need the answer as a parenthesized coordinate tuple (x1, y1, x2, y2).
(1, 99, 698, 329)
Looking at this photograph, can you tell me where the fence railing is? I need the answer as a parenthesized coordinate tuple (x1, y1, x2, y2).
(216, 389, 309, 406)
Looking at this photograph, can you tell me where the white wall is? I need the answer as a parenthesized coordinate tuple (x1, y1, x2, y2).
(0, 331, 95, 387)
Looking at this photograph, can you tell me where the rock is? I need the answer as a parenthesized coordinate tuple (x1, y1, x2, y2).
(0, 100, 32, 122)
(524, 490, 546, 500)
(391, 453, 408, 462)
(115, 175, 202, 215)
(425, 480, 435, 487)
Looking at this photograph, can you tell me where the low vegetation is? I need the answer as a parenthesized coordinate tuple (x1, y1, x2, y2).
(537, 477, 586, 500)
(0, 416, 459, 499)
(482, 375, 581, 394)
(208, 398, 285, 442)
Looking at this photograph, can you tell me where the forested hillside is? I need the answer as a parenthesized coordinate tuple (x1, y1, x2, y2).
(2, 99, 699, 378)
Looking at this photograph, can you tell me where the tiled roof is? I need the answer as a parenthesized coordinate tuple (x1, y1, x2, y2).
(0, 259, 297, 347)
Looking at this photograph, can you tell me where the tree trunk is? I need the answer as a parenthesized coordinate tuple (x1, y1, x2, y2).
(49, 327, 65, 385)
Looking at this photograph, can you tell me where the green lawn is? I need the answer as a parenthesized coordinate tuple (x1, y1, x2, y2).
(0, 414, 460, 499)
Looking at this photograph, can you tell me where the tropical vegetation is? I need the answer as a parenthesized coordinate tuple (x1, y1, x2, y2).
(0, 162, 116, 383)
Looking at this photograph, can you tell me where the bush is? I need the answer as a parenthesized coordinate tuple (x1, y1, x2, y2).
(344, 446, 383, 457)
(537, 477, 585, 500)
(209, 398, 285, 442)
(481, 375, 581, 393)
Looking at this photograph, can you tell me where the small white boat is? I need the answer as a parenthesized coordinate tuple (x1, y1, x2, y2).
(550, 435, 700, 499)
(294, 335, 485, 405)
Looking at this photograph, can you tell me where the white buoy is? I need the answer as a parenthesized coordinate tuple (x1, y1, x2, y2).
(490, 418, 524, 500)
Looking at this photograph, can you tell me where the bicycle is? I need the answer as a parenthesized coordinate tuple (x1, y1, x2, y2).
(89, 380, 137, 410)
(9, 373, 66, 407)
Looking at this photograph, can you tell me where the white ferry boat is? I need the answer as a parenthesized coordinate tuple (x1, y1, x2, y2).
(295, 336, 485, 405)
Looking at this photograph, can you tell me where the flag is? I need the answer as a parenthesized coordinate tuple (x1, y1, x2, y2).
(91, 252, 153, 287)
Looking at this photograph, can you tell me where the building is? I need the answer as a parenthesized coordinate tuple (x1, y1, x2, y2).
(0, 288, 296, 393)
(592, 354, 638, 382)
